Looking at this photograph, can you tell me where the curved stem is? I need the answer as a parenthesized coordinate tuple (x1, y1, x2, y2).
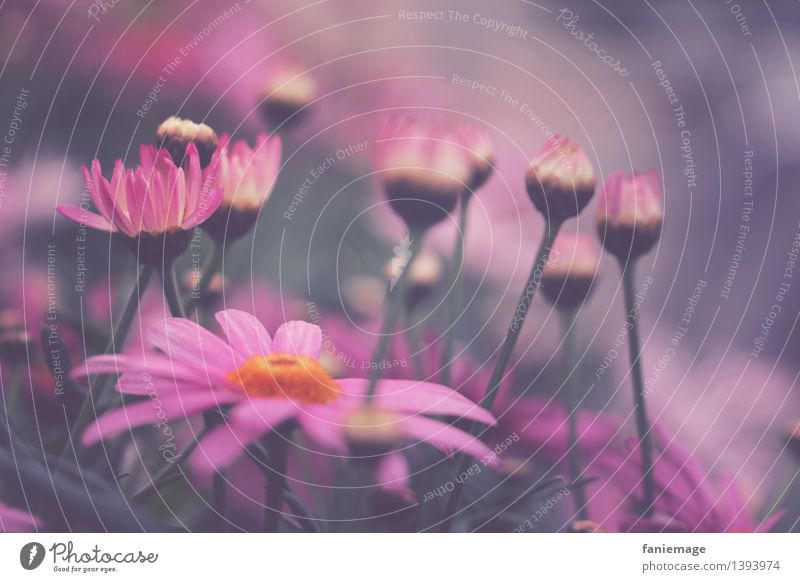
(364, 230, 425, 401)
(621, 261, 655, 517)
(438, 220, 561, 531)
(562, 308, 588, 520)
(54, 265, 153, 472)
(441, 197, 470, 385)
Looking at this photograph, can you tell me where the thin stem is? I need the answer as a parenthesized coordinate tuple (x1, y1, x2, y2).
(55, 265, 153, 472)
(438, 220, 562, 531)
(184, 242, 224, 314)
(561, 308, 588, 520)
(405, 311, 425, 379)
(364, 230, 425, 401)
(621, 261, 655, 517)
(262, 428, 291, 532)
(163, 261, 187, 318)
(212, 471, 228, 531)
(248, 443, 320, 533)
(441, 197, 470, 385)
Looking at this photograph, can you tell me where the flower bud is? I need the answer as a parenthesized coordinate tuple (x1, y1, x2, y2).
(786, 421, 800, 457)
(384, 250, 443, 310)
(458, 126, 495, 194)
(377, 117, 471, 231)
(541, 232, 600, 309)
(596, 169, 663, 261)
(343, 407, 401, 456)
(201, 134, 282, 243)
(260, 70, 317, 130)
(156, 116, 219, 168)
(525, 136, 596, 223)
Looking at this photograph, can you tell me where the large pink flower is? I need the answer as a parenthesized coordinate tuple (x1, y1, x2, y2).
(57, 143, 222, 237)
(74, 310, 497, 474)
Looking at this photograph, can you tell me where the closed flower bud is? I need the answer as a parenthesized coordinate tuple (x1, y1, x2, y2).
(260, 69, 317, 130)
(541, 232, 600, 309)
(384, 250, 443, 309)
(525, 136, 596, 223)
(343, 407, 401, 456)
(156, 116, 219, 168)
(596, 169, 663, 261)
(377, 117, 471, 231)
(458, 125, 495, 194)
(568, 520, 606, 533)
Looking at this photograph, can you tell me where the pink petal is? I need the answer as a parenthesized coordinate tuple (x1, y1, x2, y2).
(190, 398, 298, 474)
(183, 187, 223, 229)
(57, 204, 116, 232)
(401, 415, 494, 461)
(338, 378, 495, 425)
(272, 321, 322, 358)
(377, 452, 410, 491)
(296, 406, 348, 452)
(147, 317, 238, 373)
(72, 353, 210, 385)
(215, 309, 272, 358)
(82, 391, 240, 446)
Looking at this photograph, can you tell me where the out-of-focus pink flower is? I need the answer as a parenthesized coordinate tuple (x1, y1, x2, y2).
(58, 144, 221, 238)
(75, 310, 496, 474)
(376, 116, 473, 230)
(525, 136, 596, 223)
(541, 232, 600, 308)
(202, 134, 282, 242)
(596, 168, 662, 261)
(0, 502, 41, 532)
(516, 399, 784, 531)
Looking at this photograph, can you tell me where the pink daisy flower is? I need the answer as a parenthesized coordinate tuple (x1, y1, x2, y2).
(74, 310, 497, 475)
(57, 143, 223, 263)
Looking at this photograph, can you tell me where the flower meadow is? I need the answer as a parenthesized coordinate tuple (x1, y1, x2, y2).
(0, 1, 799, 535)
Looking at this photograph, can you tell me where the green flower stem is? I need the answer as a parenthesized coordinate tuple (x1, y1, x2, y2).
(364, 230, 425, 401)
(54, 265, 153, 473)
(561, 308, 588, 520)
(621, 260, 655, 517)
(163, 261, 187, 319)
(438, 220, 562, 532)
(262, 427, 291, 532)
(184, 242, 224, 314)
(405, 311, 425, 379)
(440, 197, 471, 386)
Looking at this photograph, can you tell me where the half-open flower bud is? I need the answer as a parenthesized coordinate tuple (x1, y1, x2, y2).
(541, 232, 600, 309)
(343, 407, 402, 456)
(202, 134, 282, 243)
(458, 125, 495, 194)
(156, 116, 219, 168)
(525, 136, 596, 224)
(596, 169, 663, 261)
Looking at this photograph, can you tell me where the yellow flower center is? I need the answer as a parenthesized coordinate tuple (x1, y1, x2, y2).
(226, 354, 342, 404)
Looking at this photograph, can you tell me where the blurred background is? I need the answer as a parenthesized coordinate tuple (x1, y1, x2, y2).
(1, 0, 800, 531)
